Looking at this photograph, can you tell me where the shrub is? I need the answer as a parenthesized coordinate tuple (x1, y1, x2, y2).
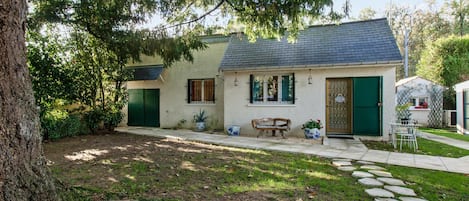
(84, 108, 105, 134)
(41, 109, 82, 140)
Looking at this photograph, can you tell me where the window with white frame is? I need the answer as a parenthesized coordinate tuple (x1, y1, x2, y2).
(410, 97, 428, 109)
(250, 74, 295, 104)
(188, 79, 215, 104)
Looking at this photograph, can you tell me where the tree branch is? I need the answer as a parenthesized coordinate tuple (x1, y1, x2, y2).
(160, 0, 226, 30)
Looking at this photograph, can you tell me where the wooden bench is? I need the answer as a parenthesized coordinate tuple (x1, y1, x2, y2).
(251, 118, 291, 138)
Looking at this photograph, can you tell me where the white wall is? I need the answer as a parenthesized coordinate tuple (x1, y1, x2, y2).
(223, 66, 396, 140)
(121, 40, 228, 129)
(455, 81, 469, 134)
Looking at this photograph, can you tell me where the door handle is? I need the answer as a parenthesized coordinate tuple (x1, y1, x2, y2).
(377, 102, 382, 107)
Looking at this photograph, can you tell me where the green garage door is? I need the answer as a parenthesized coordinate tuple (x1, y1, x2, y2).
(128, 89, 160, 127)
(353, 77, 382, 136)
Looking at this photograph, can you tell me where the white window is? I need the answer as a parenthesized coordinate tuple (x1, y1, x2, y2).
(250, 74, 295, 104)
(410, 97, 428, 109)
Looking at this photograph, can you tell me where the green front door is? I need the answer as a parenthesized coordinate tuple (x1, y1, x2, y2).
(128, 89, 160, 127)
(352, 77, 382, 136)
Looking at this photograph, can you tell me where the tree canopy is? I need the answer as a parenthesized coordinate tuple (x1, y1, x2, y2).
(418, 35, 469, 87)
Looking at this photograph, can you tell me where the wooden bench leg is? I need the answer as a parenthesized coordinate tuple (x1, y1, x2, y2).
(280, 130, 286, 139)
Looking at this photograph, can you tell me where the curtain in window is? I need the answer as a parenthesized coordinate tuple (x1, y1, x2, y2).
(204, 79, 215, 101)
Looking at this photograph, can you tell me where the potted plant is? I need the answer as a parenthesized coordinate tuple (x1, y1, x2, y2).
(302, 119, 323, 139)
(395, 103, 412, 124)
(193, 109, 208, 131)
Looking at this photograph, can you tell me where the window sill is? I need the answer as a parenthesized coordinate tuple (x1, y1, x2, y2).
(409, 108, 430, 111)
(186, 103, 216, 106)
(247, 104, 296, 107)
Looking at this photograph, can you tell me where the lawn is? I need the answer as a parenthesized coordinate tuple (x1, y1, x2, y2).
(44, 133, 469, 201)
(362, 137, 469, 158)
(44, 133, 371, 201)
(419, 127, 469, 142)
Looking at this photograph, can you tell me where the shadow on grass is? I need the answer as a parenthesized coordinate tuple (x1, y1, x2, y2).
(45, 132, 370, 201)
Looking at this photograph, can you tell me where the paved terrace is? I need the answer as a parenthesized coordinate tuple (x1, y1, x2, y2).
(116, 127, 469, 174)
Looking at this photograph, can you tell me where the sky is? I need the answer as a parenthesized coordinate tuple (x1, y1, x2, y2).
(339, 0, 445, 18)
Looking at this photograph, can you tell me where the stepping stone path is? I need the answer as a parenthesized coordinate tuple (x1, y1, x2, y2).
(332, 158, 428, 201)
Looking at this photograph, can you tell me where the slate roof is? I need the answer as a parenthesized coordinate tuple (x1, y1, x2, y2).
(128, 65, 164, 80)
(220, 18, 402, 70)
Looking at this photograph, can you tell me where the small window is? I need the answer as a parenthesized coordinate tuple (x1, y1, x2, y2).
(188, 79, 215, 104)
(411, 97, 428, 109)
(250, 73, 294, 104)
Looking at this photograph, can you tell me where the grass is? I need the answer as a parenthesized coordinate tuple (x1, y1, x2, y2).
(362, 137, 469, 158)
(419, 127, 469, 142)
(386, 165, 469, 201)
(45, 133, 371, 200)
(45, 133, 469, 201)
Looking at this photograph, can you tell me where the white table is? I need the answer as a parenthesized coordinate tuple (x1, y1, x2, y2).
(389, 123, 420, 151)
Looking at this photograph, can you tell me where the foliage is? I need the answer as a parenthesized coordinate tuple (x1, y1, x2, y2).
(302, 119, 323, 129)
(41, 108, 82, 140)
(417, 35, 469, 109)
(193, 109, 208, 123)
(395, 103, 412, 120)
(27, 28, 76, 108)
(84, 108, 105, 134)
(418, 35, 469, 87)
(386, 3, 451, 80)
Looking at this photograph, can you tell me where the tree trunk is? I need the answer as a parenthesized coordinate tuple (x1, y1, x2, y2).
(0, 0, 57, 200)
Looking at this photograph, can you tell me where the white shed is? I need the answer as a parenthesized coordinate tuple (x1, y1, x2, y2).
(395, 76, 444, 126)
(454, 80, 469, 134)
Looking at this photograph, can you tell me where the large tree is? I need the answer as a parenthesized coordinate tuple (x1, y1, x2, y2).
(0, 0, 57, 200)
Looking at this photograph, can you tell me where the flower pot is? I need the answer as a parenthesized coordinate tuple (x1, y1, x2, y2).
(195, 122, 206, 131)
(227, 125, 240, 136)
(304, 128, 321, 139)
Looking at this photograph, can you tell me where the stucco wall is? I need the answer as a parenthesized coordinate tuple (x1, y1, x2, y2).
(120, 41, 228, 129)
(455, 81, 469, 134)
(223, 66, 396, 140)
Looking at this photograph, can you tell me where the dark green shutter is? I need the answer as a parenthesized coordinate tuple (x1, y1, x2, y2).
(187, 79, 191, 103)
(292, 73, 295, 104)
(281, 75, 289, 101)
(249, 74, 254, 103)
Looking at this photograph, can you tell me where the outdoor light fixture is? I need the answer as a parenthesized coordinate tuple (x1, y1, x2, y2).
(308, 69, 313, 84)
(234, 72, 239, 86)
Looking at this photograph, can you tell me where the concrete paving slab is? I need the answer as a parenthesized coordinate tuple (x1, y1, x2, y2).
(352, 171, 375, 178)
(361, 150, 390, 163)
(358, 178, 384, 186)
(377, 178, 406, 186)
(316, 148, 344, 158)
(332, 161, 353, 167)
(336, 150, 368, 160)
(413, 155, 447, 171)
(361, 165, 386, 170)
(375, 198, 398, 201)
(338, 166, 357, 171)
(439, 157, 469, 174)
(387, 152, 415, 166)
(384, 185, 417, 196)
(399, 197, 428, 201)
(365, 188, 394, 198)
(420, 131, 469, 150)
(368, 170, 392, 177)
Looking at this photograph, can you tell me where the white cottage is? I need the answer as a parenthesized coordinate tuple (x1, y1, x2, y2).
(455, 80, 469, 134)
(122, 18, 402, 140)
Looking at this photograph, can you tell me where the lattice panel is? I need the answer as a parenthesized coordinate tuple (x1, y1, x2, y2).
(396, 86, 412, 121)
(428, 84, 444, 128)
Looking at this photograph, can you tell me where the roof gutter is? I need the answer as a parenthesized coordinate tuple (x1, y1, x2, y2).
(220, 60, 403, 72)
